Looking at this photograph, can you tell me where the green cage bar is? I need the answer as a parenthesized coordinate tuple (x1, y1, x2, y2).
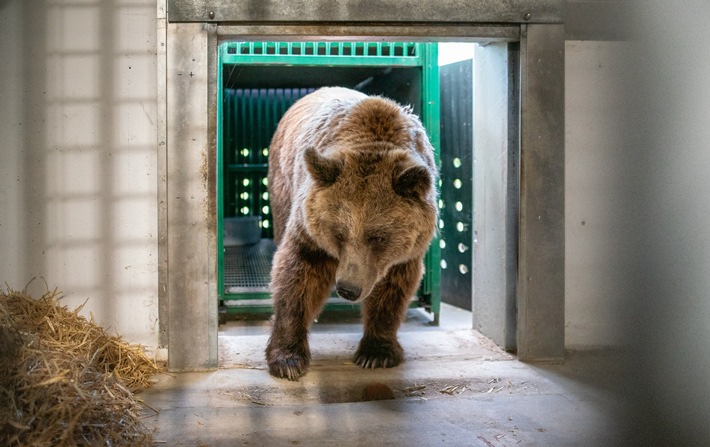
(217, 41, 441, 320)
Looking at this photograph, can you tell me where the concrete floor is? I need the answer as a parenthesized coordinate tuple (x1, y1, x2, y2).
(142, 304, 628, 446)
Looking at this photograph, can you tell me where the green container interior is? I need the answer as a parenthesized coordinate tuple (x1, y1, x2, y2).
(217, 41, 441, 318)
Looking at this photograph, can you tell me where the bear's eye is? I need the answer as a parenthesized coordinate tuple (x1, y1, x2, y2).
(367, 236, 386, 245)
(334, 231, 347, 243)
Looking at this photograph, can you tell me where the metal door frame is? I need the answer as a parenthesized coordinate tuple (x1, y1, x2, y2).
(158, 0, 565, 370)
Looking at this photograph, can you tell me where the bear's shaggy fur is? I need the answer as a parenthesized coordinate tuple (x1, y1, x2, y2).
(265, 87, 438, 380)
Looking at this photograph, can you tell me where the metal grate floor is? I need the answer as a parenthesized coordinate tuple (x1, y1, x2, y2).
(224, 239, 275, 293)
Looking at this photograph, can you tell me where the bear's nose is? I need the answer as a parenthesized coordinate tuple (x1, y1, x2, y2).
(335, 282, 361, 301)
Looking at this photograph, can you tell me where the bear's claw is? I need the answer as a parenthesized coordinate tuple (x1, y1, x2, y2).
(267, 352, 309, 381)
(354, 337, 403, 369)
(355, 355, 395, 369)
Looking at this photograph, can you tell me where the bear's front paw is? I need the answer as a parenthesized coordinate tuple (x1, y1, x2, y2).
(266, 346, 310, 381)
(354, 337, 404, 369)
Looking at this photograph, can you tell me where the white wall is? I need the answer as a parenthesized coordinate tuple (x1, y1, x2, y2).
(0, 1, 23, 291)
(564, 40, 631, 347)
(0, 0, 159, 350)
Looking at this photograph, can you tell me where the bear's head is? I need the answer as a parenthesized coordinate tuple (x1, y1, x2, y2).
(303, 145, 438, 302)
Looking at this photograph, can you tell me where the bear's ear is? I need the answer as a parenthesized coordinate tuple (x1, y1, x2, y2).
(304, 147, 342, 186)
(393, 165, 432, 199)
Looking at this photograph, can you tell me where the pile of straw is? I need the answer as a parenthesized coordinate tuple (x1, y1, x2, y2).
(0, 287, 162, 447)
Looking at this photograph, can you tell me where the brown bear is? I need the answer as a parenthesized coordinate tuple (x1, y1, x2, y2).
(265, 87, 438, 380)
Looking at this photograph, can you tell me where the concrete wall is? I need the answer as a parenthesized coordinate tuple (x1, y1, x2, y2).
(564, 40, 630, 347)
(0, 1, 627, 350)
(0, 0, 159, 350)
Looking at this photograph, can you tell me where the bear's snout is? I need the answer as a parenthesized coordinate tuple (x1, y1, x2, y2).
(335, 281, 362, 301)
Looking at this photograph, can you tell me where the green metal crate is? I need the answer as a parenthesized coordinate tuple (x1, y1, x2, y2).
(217, 41, 441, 320)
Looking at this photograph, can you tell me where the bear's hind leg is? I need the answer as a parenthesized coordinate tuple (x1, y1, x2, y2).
(266, 238, 336, 380)
(354, 259, 424, 369)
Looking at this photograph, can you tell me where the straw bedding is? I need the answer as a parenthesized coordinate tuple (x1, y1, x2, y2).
(0, 287, 162, 447)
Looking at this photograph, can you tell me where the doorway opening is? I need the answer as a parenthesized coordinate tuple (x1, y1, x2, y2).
(213, 40, 506, 367)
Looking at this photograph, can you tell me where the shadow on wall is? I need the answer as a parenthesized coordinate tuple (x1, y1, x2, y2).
(1, 0, 159, 347)
(614, 1, 710, 445)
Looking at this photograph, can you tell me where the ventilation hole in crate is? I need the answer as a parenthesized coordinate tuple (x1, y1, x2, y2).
(439, 239, 446, 249)
(262, 206, 269, 214)
(456, 222, 465, 232)
(455, 201, 463, 212)
(262, 178, 268, 186)
(439, 219, 445, 229)
(262, 192, 269, 200)
(438, 199, 444, 209)
(440, 259, 448, 269)
(453, 157, 462, 168)
(453, 179, 462, 189)
(458, 243, 468, 253)
(241, 207, 250, 215)
(459, 264, 469, 275)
